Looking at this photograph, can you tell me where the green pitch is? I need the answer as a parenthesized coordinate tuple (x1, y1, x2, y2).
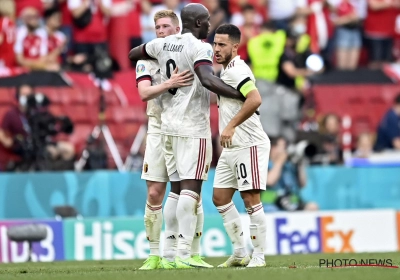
(1, 252, 400, 280)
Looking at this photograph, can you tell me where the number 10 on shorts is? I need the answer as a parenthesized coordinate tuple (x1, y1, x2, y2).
(235, 163, 249, 186)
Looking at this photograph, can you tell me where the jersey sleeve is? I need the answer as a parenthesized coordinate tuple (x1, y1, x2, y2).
(144, 38, 164, 59)
(224, 66, 257, 97)
(193, 42, 214, 69)
(135, 60, 152, 87)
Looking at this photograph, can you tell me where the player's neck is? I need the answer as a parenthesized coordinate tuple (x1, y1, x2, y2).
(181, 28, 200, 39)
(223, 54, 238, 69)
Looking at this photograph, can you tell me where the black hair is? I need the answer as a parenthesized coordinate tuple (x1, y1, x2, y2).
(44, 6, 60, 20)
(215, 24, 241, 43)
(241, 4, 255, 12)
(15, 83, 34, 100)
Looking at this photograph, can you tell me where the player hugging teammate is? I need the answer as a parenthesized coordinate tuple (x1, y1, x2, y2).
(129, 3, 270, 269)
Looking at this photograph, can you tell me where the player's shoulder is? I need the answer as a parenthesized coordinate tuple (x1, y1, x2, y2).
(226, 56, 250, 71)
(147, 37, 165, 48)
(224, 57, 252, 76)
(136, 59, 158, 74)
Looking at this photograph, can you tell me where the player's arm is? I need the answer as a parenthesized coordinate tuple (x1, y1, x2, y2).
(195, 65, 245, 101)
(228, 88, 261, 128)
(220, 80, 261, 148)
(128, 44, 148, 62)
(138, 68, 193, 101)
(129, 39, 162, 63)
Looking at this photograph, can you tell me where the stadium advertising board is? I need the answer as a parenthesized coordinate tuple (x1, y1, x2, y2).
(0, 220, 64, 263)
(259, 210, 397, 255)
(0, 210, 399, 263)
(63, 217, 232, 260)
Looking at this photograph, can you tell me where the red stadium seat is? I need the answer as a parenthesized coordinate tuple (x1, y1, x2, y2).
(102, 90, 120, 106)
(68, 124, 93, 153)
(107, 123, 128, 141)
(0, 88, 15, 105)
(82, 87, 101, 105)
(63, 104, 98, 124)
(57, 87, 86, 105)
(105, 106, 147, 124)
(49, 104, 64, 116)
(35, 87, 62, 104)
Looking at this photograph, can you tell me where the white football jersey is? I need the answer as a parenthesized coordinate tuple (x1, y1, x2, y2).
(136, 59, 163, 134)
(218, 56, 269, 150)
(145, 33, 214, 138)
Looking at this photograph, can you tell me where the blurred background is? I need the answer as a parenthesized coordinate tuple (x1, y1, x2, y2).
(0, 0, 400, 263)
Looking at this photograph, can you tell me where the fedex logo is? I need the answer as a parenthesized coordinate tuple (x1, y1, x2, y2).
(275, 216, 354, 254)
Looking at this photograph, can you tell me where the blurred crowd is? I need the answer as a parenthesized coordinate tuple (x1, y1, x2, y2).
(1, 0, 400, 73)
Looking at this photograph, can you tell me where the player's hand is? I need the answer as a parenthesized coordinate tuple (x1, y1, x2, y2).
(220, 125, 235, 148)
(166, 67, 194, 89)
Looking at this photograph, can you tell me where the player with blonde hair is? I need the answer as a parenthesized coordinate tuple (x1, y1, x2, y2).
(136, 10, 194, 270)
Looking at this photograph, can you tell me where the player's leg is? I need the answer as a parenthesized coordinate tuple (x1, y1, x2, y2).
(159, 136, 180, 268)
(190, 192, 213, 268)
(159, 179, 180, 269)
(237, 144, 270, 268)
(139, 134, 169, 270)
(240, 189, 266, 267)
(213, 151, 250, 267)
(191, 195, 203, 258)
(174, 137, 213, 268)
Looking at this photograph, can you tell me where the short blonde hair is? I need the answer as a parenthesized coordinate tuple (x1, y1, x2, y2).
(0, 0, 15, 18)
(154, 10, 179, 27)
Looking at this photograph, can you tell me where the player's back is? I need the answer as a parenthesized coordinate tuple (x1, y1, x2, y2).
(145, 33, 214, 138)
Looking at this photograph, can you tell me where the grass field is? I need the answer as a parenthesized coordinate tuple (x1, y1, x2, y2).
(1, 252, 400, 280)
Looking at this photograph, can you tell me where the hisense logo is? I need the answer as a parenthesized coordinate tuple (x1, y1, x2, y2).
(319, 259, 398, 268)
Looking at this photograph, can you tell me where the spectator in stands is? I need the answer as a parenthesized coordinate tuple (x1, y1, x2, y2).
(354, 132, 374, 158)
(297, 0, 335, 66)
(234, 4, 261, 63)
(44, 0, 73, 59)
(141, 1, 157, 43)
(44, 7, 67, 64)
(68, 0, 111, 56)
(261, 136, 319, 212)
(0, 0, 17, 70)
(374, 94, 400, 151)
(248, 21, 286, 82)
(332, 0, 363, 70)
(268, 0, 301, 31)
(14, 7, 60, 71)
(231, 2, 263, 28)
(364, 0, 400, 69)
(128, 0, 148, 49)
(277, 16, 322, 91)
(0, 84, 75, 171)
(316, 113, 343, 164)
(151, 0, 184, 29)
(203, 0, 226, 43)
(0, 84, 31, 171)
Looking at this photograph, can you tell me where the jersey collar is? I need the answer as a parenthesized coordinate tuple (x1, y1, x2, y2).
(222, 55, 241, 71)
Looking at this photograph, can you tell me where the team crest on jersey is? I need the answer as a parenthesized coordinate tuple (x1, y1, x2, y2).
(143, 163, 148, 173)
(136, 64, 145, 73)
(207, 50, 213, 60)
